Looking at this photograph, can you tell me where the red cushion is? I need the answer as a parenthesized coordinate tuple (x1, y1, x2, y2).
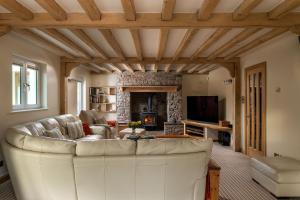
(107, 120, 116, 127)
(82, 122, 91, 135)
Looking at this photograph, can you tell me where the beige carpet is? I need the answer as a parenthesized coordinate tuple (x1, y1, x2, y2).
(1, 143, 296, 200)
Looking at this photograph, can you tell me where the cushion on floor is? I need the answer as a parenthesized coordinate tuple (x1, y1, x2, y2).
(251, 156, 300, 184)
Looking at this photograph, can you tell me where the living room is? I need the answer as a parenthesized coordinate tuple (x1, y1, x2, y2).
(0, 0, 300, 200)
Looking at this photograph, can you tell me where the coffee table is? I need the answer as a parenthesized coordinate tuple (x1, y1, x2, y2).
(119, 128, 146, 139)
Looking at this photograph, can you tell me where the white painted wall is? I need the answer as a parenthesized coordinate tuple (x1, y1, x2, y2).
(0, 33, 61, 176)
(207, 68, 234, 123)
(240, 33, 300, 159)
(182, 74, 208, 119)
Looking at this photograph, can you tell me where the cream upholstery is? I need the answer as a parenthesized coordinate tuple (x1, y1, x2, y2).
(1, 114, 213, 200)
(251, 155, 300, 197)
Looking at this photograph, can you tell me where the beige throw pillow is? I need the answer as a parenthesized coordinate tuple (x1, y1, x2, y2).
(45, 128, 65, 139)
(67, 120, 85, 139)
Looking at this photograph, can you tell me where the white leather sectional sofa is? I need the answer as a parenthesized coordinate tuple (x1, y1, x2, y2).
(1, 114, 213, 200)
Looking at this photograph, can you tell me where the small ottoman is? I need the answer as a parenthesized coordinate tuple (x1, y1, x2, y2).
(119, 128, 146, 138)
(250, 156, 300, 197)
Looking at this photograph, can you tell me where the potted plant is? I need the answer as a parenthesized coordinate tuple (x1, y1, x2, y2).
(128, 121, 142, 135)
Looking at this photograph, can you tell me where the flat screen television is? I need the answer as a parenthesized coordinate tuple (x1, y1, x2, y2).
(187, 96, 219, 123)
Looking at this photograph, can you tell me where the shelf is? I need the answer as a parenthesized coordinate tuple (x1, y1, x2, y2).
(89, 86, 117, 112)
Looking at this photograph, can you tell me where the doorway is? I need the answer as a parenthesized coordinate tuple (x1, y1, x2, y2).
(245, 62, 266, 157)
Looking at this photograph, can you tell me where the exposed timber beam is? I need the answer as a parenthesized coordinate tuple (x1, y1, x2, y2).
(70, 29, 108, 59)
(161, 0, 176, 20)
(164, 64, 172, 72)
(176, 64, 188, 73)
(61, 57, 239, 65)
(152, 64, 158, 72)
(120, 63, 134, 73)
(81, 64, 101, 73)
(99, 29, 125, 59)
(121, 0, 136, 21)
(77, 0, 101, 21)
(191, 28, 230, 59)
(40, 28, 91, 58)
(173, 29, 198, 61)
(225, 28, 288, 59)
(187, 64, 202, 73)
(130, 29, 143, 60)
(268, 0, 300, 19)
(35, 0, 67, 21)
(137, 64, 145, 72)
(233, 0, 263, 20)
(157, 28, 169, 61)
(208, 28, 261, 59)
(89, 63, 112, 73)
(198, 64, 215, 74)
(0, 0, 33, 20)
(13, 29, 74, 57)
(1, 13, 300, 28)
(106, 63, 122, 73)
(0, 25, 11, 37)
(197, 0, 220, 20)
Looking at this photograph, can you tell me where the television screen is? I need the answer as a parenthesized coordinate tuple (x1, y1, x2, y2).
(187, 96, 219, 123)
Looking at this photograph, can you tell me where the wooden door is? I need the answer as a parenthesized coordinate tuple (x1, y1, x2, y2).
(245, 62, 266, 157)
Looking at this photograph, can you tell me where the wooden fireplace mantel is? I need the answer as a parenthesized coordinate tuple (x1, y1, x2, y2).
(121, 86, 178, 93)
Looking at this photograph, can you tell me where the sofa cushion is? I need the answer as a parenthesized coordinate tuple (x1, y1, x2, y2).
(136, 138, 213, 155)
(39, 118, 61, 131)
(251, 156, 300, 184)
(67, 120, 85, 139)
(76, 139, 136, 156)
(6, 127, 76, 154)
(45, 127, 65, 139)
(25, 122, 46, 136)
(54, 114, 77, 136)
(76, 135, 104, 141)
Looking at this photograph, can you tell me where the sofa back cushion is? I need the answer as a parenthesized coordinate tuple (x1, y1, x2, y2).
(76, 139, 136, 156)
(39, 118, 61, 131)
(6, 127, 76, 154)
(67, 121, 85, 139)
(54, 114, 77, 136)
(136, 138, 213, 155)
(25, 122, 46, 136)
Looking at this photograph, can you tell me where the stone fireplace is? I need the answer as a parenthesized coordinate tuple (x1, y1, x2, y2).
(116, 72, 183, 130)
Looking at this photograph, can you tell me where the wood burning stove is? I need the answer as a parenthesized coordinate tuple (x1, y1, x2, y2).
(141, 94, 157, 130)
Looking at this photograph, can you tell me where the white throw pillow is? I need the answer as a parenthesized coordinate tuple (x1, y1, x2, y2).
(67, 120, 85, 139)
(45, 127, 65, 139)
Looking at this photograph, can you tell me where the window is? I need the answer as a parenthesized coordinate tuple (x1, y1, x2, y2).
(12, 58, 44, 111)
(76, 81, 83, 115)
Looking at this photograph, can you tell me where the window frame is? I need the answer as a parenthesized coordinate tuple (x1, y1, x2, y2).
(12, 57, 42, 111)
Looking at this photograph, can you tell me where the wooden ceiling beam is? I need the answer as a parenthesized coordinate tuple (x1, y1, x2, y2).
(0, 0, 33, 20)
(173, 28, 198, 61)
(198, 64, 215, 74)
(268, 0, 300, 19)
(233, 0, 263, 20)
(164, 64, 172, 72)
(106, 63, 122, 73)
(89, 63, 112, 73)
(1, 13, 300, 28)
(130, 29, 143, 60)
(187, 64, 202, 73)
(62, 56, 238, 64)
(70, 29, 108, 59)
(77, 0, 101, 21)
(39, 28, 91, 58)
(157, 28, 169, 61)
(35, 0, 67, 21)
(13, 29, 74, 57)
(161, 0, 176, 20)
(197, 0, 220, 20)
(225, 28, 288, 59)
(208, 28, 261, 59)
(121, 0, 136, 21)
(290, 25, 300, 35)
(81, 64, 101, 73)
(176, 64, 188, 73)
(99, 29, 125, 59)
(191, 28, 230, 59)
(0, 25, 11, 37)
(137, 63, 146, 72)
(120, 63, 134, 73)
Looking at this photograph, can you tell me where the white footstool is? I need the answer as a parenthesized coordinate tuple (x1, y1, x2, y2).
(251, 156, 300, 197)
(119, 128, 146, 138)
